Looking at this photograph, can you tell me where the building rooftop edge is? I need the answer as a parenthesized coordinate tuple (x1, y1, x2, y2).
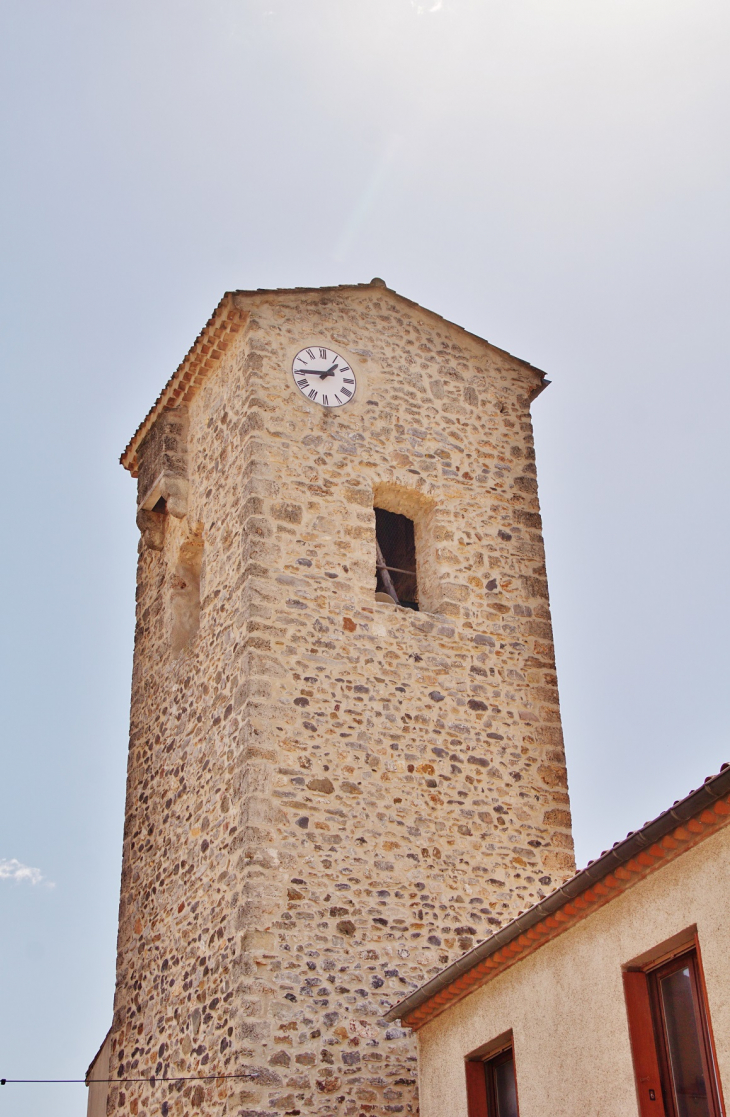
(85, 1025, 112, 1085)
(383, 761, 730, 1028)
(119, 283, 548, 476)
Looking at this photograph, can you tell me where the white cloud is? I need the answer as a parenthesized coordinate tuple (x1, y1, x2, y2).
(0, 858, 53, 887)
(411, 0, 443, 12)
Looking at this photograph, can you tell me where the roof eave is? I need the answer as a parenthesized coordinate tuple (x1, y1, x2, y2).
(120, 292, 247, 476)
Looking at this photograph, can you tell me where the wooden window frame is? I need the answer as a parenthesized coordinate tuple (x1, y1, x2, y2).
(623, 937, 724, 1117)
(466, 1059, 489, 1117)
(648, 949, 722, 1117)
(465, 1037, 520, 1117)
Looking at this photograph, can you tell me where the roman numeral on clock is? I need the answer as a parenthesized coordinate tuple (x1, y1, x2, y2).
(292, 348, 355, 407)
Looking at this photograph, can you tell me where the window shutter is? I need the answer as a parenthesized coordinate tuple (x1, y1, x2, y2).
(623, 970, 667, 1117)
(465, 1060, 489, 1117)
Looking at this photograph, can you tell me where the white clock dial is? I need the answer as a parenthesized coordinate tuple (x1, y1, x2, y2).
(291, 346, 357, 408)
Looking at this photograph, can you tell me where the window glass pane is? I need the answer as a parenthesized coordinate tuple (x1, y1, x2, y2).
(493, 1053, 519, 1117)
(659, 966, 711, 1117)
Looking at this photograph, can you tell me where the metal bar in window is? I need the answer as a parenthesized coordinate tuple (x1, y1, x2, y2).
(375, 542, 400, 606)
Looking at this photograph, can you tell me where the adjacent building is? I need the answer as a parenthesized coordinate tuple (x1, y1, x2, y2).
(385, 764, 730, 1117)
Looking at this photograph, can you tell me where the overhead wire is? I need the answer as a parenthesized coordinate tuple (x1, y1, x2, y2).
(1, 1072, 256, 1086)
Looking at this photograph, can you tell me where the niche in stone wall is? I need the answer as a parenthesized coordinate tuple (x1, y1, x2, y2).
(170, 529, 204, 653)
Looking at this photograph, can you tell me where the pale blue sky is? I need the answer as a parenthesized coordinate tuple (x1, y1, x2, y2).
(1, 1, 729, 1113)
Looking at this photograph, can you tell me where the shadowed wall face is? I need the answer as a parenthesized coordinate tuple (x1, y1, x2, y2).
(108, 286, 574, 1117)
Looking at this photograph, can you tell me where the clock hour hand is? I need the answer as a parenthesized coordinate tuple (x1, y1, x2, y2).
(295, 362, 339, 380)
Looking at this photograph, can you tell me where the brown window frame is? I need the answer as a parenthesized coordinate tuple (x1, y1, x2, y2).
(648, 950, 722, 1117)
(466, 1039, 520, 1117)
(623, 939, 724, 1117)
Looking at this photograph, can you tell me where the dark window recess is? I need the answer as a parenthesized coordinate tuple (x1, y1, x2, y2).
(486, 1048, 519, 1117)
(466, 1045, 520, 1117)
(374, 507, 418, 610)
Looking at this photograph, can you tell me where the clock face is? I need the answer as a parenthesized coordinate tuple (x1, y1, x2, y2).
(291, 346, 356, 408)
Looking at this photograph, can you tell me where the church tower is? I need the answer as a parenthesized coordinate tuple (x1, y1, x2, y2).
(108, 280, 574, 1117)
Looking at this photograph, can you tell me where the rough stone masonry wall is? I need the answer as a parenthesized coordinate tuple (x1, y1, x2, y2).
(108, 288, 574, 1117)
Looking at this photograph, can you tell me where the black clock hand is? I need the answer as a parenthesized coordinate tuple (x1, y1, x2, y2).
(295, 362, 339, 380)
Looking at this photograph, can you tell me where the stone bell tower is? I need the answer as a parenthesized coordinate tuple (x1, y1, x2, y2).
(106, 280, 574, 1117)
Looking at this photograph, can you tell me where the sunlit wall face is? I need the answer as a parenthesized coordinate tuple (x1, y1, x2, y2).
(1, 2, 730, 1116)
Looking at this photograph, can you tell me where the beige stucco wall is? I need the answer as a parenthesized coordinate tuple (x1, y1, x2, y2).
(416, 823, 730, 1117)
(86, 1032, 110, 1117)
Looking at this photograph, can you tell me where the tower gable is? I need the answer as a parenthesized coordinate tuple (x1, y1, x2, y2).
(121, 282, 546, 476)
